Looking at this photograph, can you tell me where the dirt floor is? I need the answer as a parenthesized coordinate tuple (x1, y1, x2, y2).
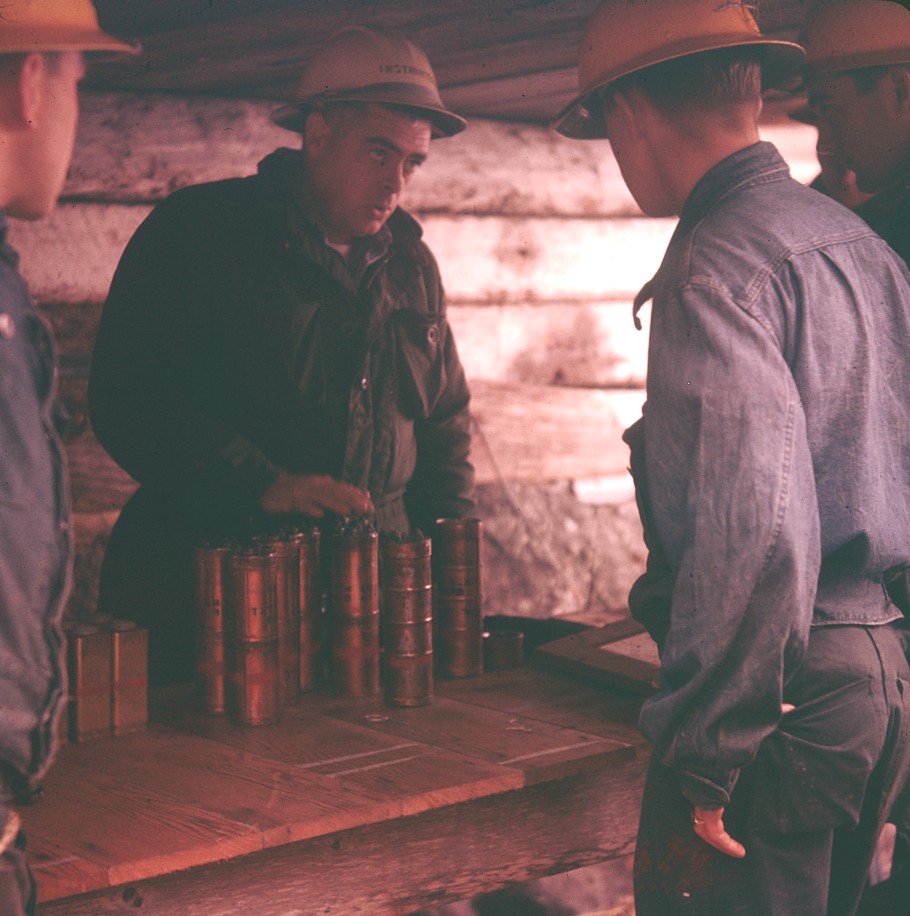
(409, 856, 635, 916)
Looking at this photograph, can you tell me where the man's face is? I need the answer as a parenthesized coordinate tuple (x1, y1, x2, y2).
(808, 71, 905, 194)
(303, 103, 431, 245)
(12, 51, 86, 220)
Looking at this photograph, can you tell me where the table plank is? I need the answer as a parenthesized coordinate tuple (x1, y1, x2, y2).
(308, 691, 634, 783)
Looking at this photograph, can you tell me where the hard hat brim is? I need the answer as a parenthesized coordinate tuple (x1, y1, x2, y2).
(0, 28, 138, 55)
(553, 38, 806, 140)
(272, 82, 466, 138)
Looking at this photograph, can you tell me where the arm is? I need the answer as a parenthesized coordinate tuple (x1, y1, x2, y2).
(404, 266, 475, 532)
(640, 281, 820, 813)
(89, 193, 283, 509)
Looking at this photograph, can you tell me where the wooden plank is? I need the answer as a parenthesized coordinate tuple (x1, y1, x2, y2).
(436, 666, 647, 750)
(308, 691, 634, 785)
(154, 700, 522, 820)
(470, 381, 643, 484)
(451, 300, 647, 388)
(36, 756, 648, 915)
(533, 619, 661, 696)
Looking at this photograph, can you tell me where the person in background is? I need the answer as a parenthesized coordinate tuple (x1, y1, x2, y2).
(0, 2, 135, 912)
(802, 4, 910, 910)
(554, 1, 910, 913)
(88, 26, 475, 686)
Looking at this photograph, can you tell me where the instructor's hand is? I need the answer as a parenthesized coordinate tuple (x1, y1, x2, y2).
(692, 806, 746, 859)
(260, 473, 373, 518)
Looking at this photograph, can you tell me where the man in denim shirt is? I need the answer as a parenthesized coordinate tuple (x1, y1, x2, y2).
(0, 4, 134, 912)
(555, 1, 910, 913)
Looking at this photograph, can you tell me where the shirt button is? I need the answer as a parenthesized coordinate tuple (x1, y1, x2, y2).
(360, 378, 369, 390)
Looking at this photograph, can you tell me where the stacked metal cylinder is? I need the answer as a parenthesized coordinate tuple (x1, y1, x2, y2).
(192, 516, 485, 725)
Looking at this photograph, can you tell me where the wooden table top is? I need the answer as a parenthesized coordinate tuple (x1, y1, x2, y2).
(24, 665, 645, 906)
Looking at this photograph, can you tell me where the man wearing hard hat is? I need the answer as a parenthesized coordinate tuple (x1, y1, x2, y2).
(88, 27, 475, 686)
(554, 1, 910, 914)
(803, 0, 910, 266)
(0, 2, 134, 911)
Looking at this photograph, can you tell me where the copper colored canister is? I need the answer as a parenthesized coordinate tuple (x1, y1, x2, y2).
(110, 620, 148, 735)
(433, 518, 484, 678)
(330, 522, 380, 697)
(65, 622, 113, 741)
(228, 548, 280, 725)
(262, 533, 301, 706)
(381, 535, 433, 707)
(193, 543, 232, 715)
(296, 526, 323, 691)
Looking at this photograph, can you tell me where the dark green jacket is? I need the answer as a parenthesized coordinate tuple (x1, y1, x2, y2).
(90, 150, 475, 536)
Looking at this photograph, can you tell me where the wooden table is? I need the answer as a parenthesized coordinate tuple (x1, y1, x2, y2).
(27, 665, 648, 915)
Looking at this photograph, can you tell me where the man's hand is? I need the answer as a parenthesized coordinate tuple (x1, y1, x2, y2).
(692, 806, 746, 859)
(260, 473, 374, 518)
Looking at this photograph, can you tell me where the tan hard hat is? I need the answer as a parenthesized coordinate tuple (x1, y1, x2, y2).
(0, 0, 136, 55)
(802, 1, 910, 75)
(272, 26, 465, 138)
(553, 0, 805, 139)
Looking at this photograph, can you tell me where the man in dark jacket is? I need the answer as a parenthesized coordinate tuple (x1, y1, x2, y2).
(0, 3, 134, 912)
(89, 26, 475, 686)
(555, 1, 910, 914)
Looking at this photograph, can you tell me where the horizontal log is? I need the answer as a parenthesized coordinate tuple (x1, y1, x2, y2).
(12, 205, 673, 306)
(450, 301, 648, 388)
(43, 298, 649, 390)
(469, 381, 643, 485)
(66, 93, 818, 215)
(59, 378, 643, 513)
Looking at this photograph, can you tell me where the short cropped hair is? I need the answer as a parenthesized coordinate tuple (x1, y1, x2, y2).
(604, 46, 762, 123)
(0, 51, 65, 79)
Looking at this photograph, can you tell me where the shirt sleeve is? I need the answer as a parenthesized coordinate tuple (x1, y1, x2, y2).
(638, 280, 821, 809)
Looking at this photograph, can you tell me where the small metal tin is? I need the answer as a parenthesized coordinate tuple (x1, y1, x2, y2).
(230, 548, 279, 642)
(483, 629, 525, 670)
(230, 639, 281, 727)
(110, 620, 148, 735)
(65, 622, 113, 741)
(261, 533, 301, 706)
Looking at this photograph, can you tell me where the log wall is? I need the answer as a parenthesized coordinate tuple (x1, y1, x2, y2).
(9, 91, 818, 622)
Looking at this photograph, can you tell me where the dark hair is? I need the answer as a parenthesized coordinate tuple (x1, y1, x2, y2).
(605, 46, 762, 121)
(0, 51, 66, 77)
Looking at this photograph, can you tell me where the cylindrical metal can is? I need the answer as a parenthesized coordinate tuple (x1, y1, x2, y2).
(381, 534, 433, 707)
(228, 547, 280, 725)
(433, 518, 484, 678)
(261, 532, 301, 706)
(296, 526, 323, 691)
(483, 629, 525, 670)
(110, 619, 148, 735)
(330, 522, 380, 697)
(193, 543, 232, 715)
(65, 622, 113, 741)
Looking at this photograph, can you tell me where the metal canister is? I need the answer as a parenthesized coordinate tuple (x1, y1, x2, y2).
(432, 517, 484, 678)
(483, 629, 525, 670)
(110, 620, 148, 735)
(330, 521, 380, 697)
(381, 534, 433, 707)
(261, 532, 301, 706)
(65, 622, 113, 741)
(296, 525, 323, 691)
(193, 543, 232, 715)
(228, 547, 280, 726)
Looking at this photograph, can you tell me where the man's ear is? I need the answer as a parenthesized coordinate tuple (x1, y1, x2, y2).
(891, 65, 910, 117)
(303, 110, 332, 157)
(609, 87, 643, 140)
(17, 53, 47, 129)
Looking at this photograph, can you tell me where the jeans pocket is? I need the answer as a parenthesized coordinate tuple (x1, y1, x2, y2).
(750, 675, 884, 834)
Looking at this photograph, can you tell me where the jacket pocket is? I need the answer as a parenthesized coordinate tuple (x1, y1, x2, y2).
(393, 310, 446, 419)
(750, 674, 885, 834)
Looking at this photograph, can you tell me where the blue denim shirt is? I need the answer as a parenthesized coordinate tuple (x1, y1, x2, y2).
(626, 142, 910, 809)
(0, 212, 71, 789)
